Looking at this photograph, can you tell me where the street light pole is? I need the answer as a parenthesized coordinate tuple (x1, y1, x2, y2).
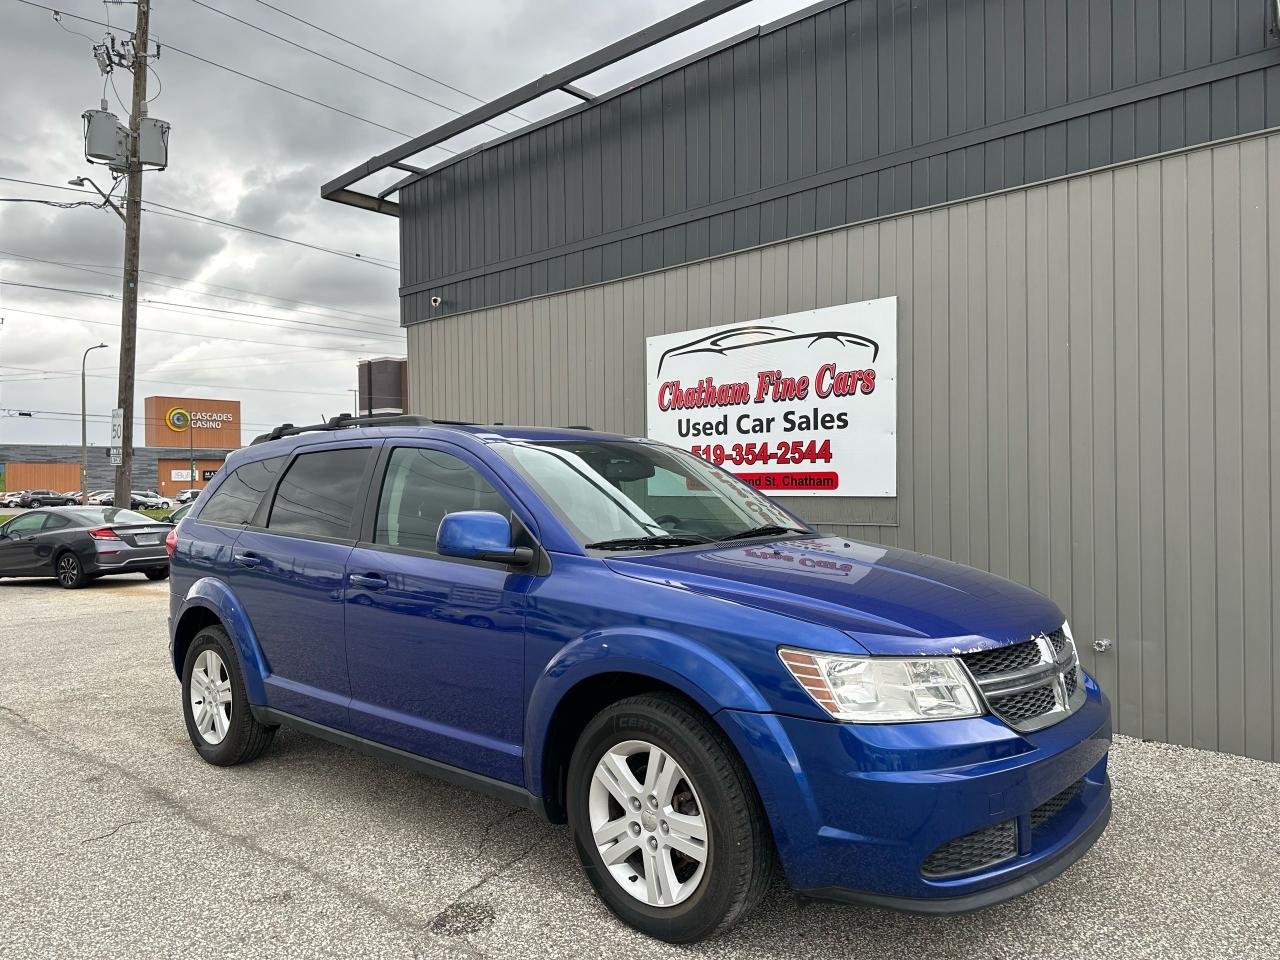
(81, 342, 108, 494)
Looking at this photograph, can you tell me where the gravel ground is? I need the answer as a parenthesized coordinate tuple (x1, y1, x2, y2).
(1, 575, 1277, 959)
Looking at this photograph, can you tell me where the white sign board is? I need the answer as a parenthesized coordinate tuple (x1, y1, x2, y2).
(109, 407, 124, 466)
(171, 469, 192, 482)
(645, 298, 897, 497)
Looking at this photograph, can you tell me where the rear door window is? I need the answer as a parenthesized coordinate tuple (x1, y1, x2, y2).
(267, 448, 371, 540)
(199, 456, 285, 526)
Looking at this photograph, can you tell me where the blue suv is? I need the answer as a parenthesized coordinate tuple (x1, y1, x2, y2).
(168, 416, 1111, 942)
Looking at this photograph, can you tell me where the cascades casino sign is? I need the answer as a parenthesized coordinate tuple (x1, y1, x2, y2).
(645, 298, 897, 497)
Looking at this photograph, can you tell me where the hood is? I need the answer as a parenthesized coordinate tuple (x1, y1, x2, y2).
(604, 536, 1063, 656)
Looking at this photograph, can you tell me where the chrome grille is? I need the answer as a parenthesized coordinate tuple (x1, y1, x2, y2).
(960, 627, 1085, 733)
(961, 638, 1042, 676)
(989, 684, 1055, 725)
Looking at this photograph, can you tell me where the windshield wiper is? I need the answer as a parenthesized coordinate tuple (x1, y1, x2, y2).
(717, 524, 811, 542)
(585, 534, 713, 551)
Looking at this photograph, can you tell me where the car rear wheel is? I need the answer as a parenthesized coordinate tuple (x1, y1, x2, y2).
(55, 552, 86, 589)
(181, 626, 275, 765)
(567, 693, 774, 943)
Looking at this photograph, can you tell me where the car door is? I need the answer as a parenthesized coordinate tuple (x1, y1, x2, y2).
(226, 441, 380, 730)
(0, 513, 48, 574)
(344, 442, 537, 784)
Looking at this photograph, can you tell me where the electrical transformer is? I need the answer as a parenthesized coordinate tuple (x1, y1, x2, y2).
(138, 117, 170, 170)
(82, 108, 129, 170)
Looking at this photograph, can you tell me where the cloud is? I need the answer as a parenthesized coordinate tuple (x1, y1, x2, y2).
(1, 0, 811, 446)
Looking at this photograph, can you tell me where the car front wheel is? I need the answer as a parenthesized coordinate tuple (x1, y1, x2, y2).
(567, 693, 775, 943)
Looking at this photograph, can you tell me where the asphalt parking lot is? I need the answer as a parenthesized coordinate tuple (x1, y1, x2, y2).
(1, 576, 1277, 959)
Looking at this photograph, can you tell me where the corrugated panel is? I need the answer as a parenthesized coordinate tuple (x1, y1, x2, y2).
(399, 0, 1280, 315)
(407, 130, 1280, 762)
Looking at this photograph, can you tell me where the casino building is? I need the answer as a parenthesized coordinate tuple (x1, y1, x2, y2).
(0, 395, 240, 498)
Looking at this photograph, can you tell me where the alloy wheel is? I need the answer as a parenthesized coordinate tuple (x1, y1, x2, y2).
(56, 554, 80, 587)
(190, 648, 233, 745)
(588, 739, 708, 907)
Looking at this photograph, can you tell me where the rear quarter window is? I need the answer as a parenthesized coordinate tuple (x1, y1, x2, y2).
(198, 456, 285, 526)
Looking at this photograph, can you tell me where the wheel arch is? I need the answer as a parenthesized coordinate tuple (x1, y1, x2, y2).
(526, 630, 772, 823)
(171, 577, 270, 704)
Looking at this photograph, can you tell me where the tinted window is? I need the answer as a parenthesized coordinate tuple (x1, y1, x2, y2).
(199, 456, 285, 526)
(42, 514, 73, 531)
(267, 448, 370, 539)
(374, 448, 509, 553)
(6, 513, 45, 534)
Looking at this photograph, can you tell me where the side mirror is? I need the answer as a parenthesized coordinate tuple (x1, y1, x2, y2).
(437, 511, 533, 566)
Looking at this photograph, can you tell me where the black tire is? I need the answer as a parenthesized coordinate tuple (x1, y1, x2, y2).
(181, 625, 275, 766)
(567, 693, 775, 943)
(144, 567, 169, 581)
(55, 551, 86, 589)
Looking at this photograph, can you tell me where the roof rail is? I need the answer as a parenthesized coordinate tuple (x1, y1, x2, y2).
(249, 413, 473, 446)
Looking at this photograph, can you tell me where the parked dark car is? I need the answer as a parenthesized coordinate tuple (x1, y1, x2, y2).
(0, 507, 171, 587)
(19, 489, 76, 508)
(97, 491, 151, 510)
(161, 502, 192, 525)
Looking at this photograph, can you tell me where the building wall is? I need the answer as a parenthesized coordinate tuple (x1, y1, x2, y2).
(0, 445, 235, 494)
(399, 0, 1280, 322)
(407, 129, 1280, 762)
(4, 463, 80, 492)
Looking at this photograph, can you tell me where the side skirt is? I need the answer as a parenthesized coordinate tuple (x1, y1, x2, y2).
(252, 705, 548, 819)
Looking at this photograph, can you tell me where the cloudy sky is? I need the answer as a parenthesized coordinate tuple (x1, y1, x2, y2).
(0, 0, 809, 448)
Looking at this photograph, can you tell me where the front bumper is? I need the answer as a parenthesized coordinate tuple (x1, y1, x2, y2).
(719, 673, 1112, 908)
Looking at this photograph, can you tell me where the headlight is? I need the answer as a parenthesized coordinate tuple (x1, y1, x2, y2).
(778, 648, 984, 722)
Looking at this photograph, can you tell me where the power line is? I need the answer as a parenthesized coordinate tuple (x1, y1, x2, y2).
(0, 177, 399, 269)
(0, 252, 400, 338)
(0, 360, 349, 397)
(11, 0, 443, 146)
(3, 406, 282, 430)
(0, 279, 403, 341)
(248, 0, 530, 126)
(0, 251, 395, 326)
(0, 305, 388, 353)
(184, 0, 512, 136)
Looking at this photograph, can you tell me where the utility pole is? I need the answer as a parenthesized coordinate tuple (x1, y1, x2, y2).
(112, 0, 150, 508)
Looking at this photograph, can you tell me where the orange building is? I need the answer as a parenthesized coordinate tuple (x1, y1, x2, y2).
(4, 463, 80, 492)
(143, 396, 242, 450)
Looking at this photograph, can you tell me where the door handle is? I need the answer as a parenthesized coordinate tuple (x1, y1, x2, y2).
(232, 552, 261, 568)
(349, 573, 388, 590)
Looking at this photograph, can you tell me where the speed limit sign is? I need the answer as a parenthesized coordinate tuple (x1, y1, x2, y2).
(110, 407, 124, 465)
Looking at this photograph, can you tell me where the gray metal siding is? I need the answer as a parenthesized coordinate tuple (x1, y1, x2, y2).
(407, 130, 1280, 762)
(399, 0, 1280, 321)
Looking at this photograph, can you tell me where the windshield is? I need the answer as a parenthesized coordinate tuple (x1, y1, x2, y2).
(495, 439, 809, 547)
